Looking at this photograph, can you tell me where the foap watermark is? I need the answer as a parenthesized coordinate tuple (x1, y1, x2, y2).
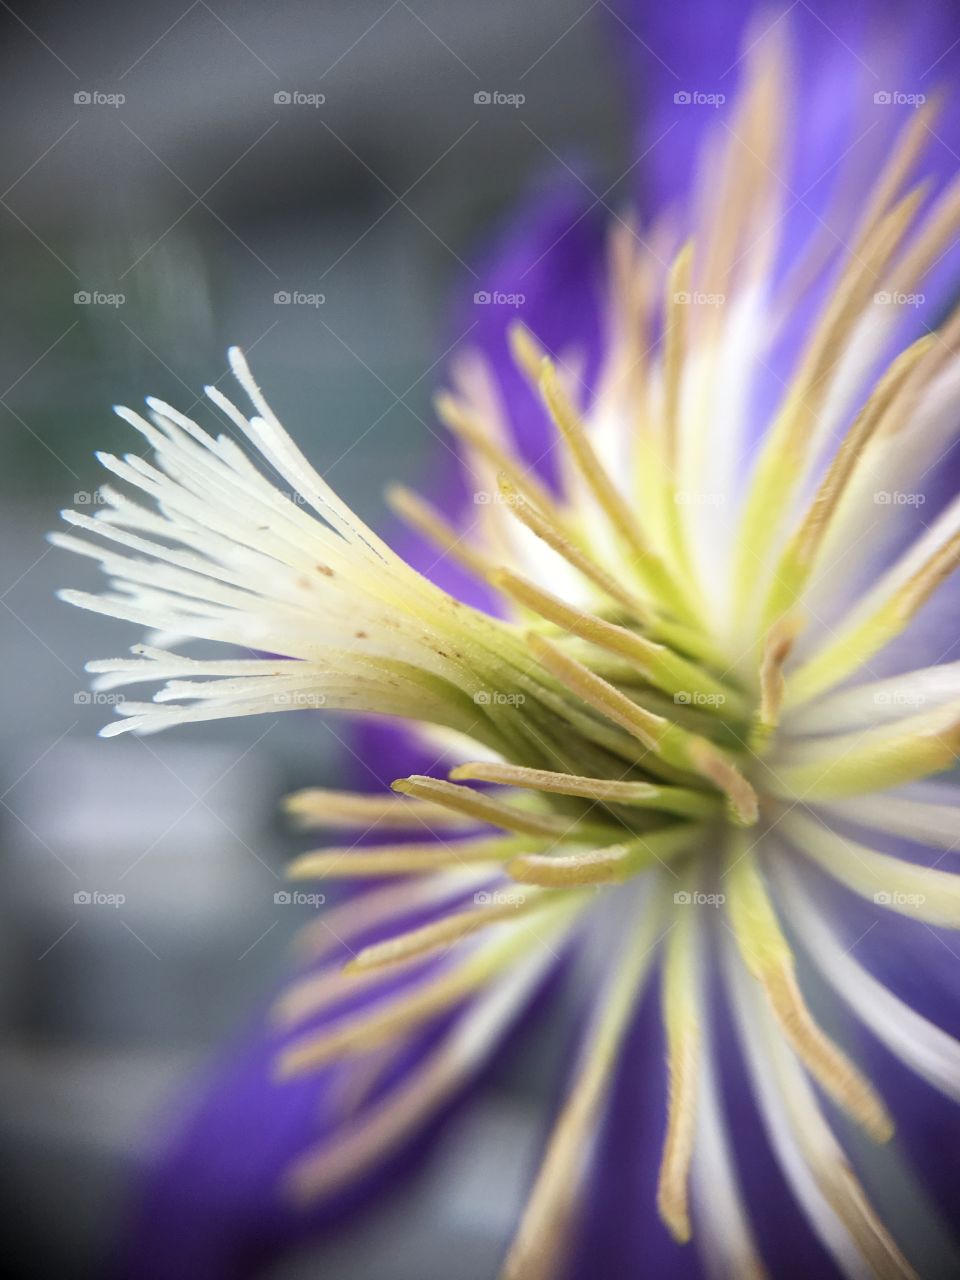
(274, 290, 325, 307)
(73, 489, 109, 506)
(874, 489, 925, 506)
(673, 90, 725, 108)
(874, 290, 925, 308)
(874, 890, 925, 907)
(674, 890, 725, 907)
(274, 890, 326, 907)
(74, 90, 125, 108)
(474, 889, 526, 908)
(474, 488, 520, 506)
(873, 689, 927, 709)
(673, 290, 725, 308)
(873, 90, 926, 108)
(74, 290, 125, 308)
(473, 690, 525, 707)
(474, 290, 525, 308)
(74, 890, 126, 908)
(274, 90, 325, 107)
(74, 690, 125, 706)
(474, 90, 525, 108)
(274, 692, 327, 708)
(674, 690, 726, 707)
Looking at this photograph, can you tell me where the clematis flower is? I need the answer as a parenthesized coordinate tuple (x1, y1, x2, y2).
(54, 5, 960, 1279)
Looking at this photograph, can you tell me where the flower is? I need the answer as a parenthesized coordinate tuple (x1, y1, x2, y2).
(55, 10, 960, 1280)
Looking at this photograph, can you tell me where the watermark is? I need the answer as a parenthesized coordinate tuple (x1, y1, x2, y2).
(873, 689, 926, 708)
(274, 90, 325, 107)
(73, 489, 109, 506)
(874, 490, 925, 506)
(675, 490, 726, 506)
(874, 890, 925, 906)
(274, 890, 326, 907)
(673, 290, 725, 307)
(873, 90, 926, 108)
(474, 889, 526, 907)
(474, 90, 525, 108)
(674, 690, 726, 707)
(673, 90, 725, 108)
(74, 90, 125, 108)
(473, 290, 525, 308)
(74, 890, 126, 908)
(282, 491, 322, 507)
(74, 290, 125, 308)
(274, 290, 325, 307)
(674, 890, 725, 907)
(473, 690, 526, 707)
(474, 488, 521, 505)
(874, 290, 925, 308)
(74, 690, 125, 706)
(274, 692, 327, 708)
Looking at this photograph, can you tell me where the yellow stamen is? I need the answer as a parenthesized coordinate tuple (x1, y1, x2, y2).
(735, 186, 930, 618)
(284, 787, 476, 831)
(751, 614, 803, 748)
(287, 834, 534, 880)
(290, 877, 472, 964)
(287, 955, 552, 1204)
(888, 163, 960, 303)
(657, 895, 700, 1243)
(391, 774, 613, 841)
(784, 813, 960, 927)
(278, 903, 574, 1079)
(762, 335, 936, 625)
(751, 969, 919, 1280)
(273, 965, 392, 1029)
(684, 740, 758, 827)
(819, 1163, 919, 1280)
(434, 390, 570, 532)
(449, 760, 718, 818)
(726, 844, 893, 1142)
(500, 905, 662, 1280)
(526, 632, 674, 750)
(849, 95, 941, 255)
(663, 240, 694, 478)
(386, 484, 493, 581)
(508, 321, 549, 385)
(786, 531, 960, 705)
(491, 567, 741, 712)
(493, 475, 652, 627)
(882, 302, 960, 440)
(659, 240, 702, 584)
(772, 706, 960, 798)
(345, 889, 563, 972)
(528, 632, 758, 823)
(538, 357, 702, 623)
(509, 827, 696, 887)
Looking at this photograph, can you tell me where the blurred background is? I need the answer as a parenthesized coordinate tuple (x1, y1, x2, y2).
(0, 1, 628, 1275)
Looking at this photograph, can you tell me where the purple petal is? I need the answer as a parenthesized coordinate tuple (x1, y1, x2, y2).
(783, 859, 960, 1254)
(109, 1002, 443, 1279)
(391, 180, 608, 609)
(111, 942, 563, 1280)
(568, 953, 841, 1280)
(450, 179, 609, 490)
(567, 975, 704, 1279)
(611, 0, 960, 211)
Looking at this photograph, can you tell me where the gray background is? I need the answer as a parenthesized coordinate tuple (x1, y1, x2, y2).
(0, 1, 628, 1275)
